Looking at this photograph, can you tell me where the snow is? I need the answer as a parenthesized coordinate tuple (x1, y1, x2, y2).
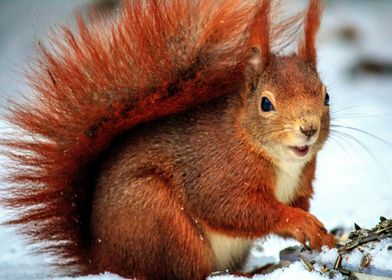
(207, 262, 345, 280)
(316, 238, 392, 272)
(0, 0, 392, 279)
(57, 273, 125, 280)
(317, 247, 340, 265)
(371, 239, 392, 270)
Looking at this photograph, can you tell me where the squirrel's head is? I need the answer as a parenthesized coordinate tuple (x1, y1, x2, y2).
(240, 53, 329, 163)
(239, 0, 328, 163)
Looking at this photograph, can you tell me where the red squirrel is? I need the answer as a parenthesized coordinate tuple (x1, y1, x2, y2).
(1, 0, 335, 279)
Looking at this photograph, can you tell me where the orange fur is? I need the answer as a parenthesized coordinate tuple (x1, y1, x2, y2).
(299, 0, 323, 63)
(1, 0, 334, 279)
(248, 0, 271, 61)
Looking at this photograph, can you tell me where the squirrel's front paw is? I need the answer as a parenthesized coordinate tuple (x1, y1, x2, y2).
(277, 209, 336, 250)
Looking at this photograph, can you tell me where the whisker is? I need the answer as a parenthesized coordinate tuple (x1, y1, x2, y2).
(329, 132, 384, 182)
(330, 130, 379, 160)
(331, 112, 391, 119)
(330, 106, 392, 118)
(274, 114, 295, 126)
(330, 104, 373, 115)
(326, 133, 356, 162)
(330, 129, 391, 184)
(330, 124, 392, 149)
(329, 131, 371, 166)
(330, 113, 392, 128)
(260, 128, 289, 138)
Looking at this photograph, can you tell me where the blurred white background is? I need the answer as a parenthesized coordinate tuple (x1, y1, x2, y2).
(0, 0, 391, 279)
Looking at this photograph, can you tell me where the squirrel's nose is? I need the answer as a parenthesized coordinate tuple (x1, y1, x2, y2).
(300, 125, 318, 138)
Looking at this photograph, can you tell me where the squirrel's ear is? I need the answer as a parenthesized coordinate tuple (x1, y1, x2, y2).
(245, 0, 271, 92)
(298, 0, 323, 64)
(248, 0, 271, 60)
(245, 47, 263, 92)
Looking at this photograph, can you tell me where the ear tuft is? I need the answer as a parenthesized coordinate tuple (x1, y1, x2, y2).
(248, 0, 271, 63)
(245, 0, 271, 92)
(245, 47, 263, 92)
(298, 0, 323, 64)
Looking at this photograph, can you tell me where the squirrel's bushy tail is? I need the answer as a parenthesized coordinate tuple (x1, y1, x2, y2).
(1, 0, 261, 272)
(1, 0, 309, 273)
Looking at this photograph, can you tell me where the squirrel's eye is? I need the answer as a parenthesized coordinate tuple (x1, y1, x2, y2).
(261, 97, 275, 112)
(324, 93, 330, 106)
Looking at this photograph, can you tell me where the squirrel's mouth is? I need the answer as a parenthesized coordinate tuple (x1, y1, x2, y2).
(289, 145, 310, 157)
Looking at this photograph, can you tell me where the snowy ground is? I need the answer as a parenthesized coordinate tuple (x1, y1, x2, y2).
(0, 0, 392, 279)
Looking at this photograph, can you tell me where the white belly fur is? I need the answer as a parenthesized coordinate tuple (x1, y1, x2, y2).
(204, 228, 252, 271)
(274, 161, 305, 204)
(203, 162, 304, 271)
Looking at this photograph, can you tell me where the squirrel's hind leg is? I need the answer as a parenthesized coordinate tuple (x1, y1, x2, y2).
(90, 175, 214, 280)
